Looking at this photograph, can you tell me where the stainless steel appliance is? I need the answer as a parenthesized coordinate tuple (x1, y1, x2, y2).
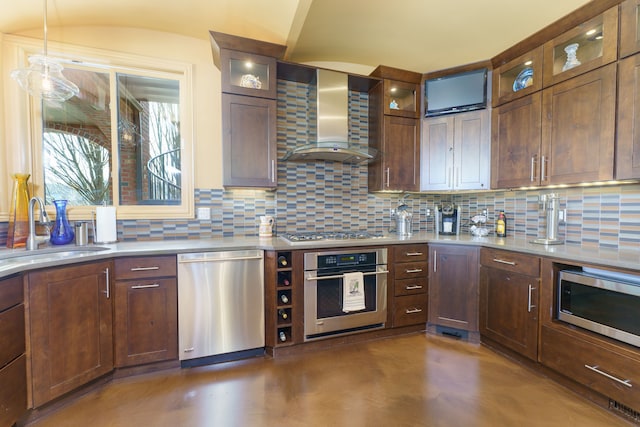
(558, 268, 640, 347)
(533, 193, 564, 245)
(435, 204, 460, 235)
(177, 250, 265, 366)
(304, 248, 388, 341)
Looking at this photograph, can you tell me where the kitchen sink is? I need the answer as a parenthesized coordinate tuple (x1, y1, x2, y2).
(0, 246, 111, 264)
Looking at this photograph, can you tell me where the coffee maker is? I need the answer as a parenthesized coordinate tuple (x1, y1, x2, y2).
(435, 204, 460, 235)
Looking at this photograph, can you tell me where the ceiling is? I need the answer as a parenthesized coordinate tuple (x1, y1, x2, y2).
(1, 0, 593, 74)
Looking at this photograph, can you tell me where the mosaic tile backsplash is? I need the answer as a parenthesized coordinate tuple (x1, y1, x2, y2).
(2, 78, 640, 251)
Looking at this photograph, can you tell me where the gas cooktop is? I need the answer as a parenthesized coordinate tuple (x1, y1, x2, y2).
(279, 231, 387, 244)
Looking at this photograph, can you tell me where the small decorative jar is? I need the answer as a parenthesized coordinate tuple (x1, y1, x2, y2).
(50, 200, 75, 245)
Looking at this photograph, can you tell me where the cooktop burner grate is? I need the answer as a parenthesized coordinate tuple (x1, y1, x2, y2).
(280, 231, 386, 243)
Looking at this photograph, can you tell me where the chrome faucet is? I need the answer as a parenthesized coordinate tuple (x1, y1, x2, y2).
(26, 197, 51, 250)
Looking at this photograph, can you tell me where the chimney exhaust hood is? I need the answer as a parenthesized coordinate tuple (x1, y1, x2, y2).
(282, 69, 376, 164)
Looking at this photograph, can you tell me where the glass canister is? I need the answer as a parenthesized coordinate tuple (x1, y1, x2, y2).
(50, 200, 75, 245)
(7, 173, 31, 248)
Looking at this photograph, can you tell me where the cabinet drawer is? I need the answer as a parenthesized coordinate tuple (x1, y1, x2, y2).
(394, 277, 428, 296)
(393, 245, 428, 263)
(0, 354, 27, 427)
(541, 325, 640, 410)
(115, 255, 177, 279)
(480, 248, 540, 277)
(0, 274, 23, 312)
(0, 304, 25, 368)
(393, 294, 428, 327)
(394, 261, 428, 280)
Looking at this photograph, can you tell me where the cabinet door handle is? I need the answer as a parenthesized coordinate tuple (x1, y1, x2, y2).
(530, 156, 537, 182)
(130, 266, 160, 271)
(131, 283, 161, 289)
(492, 258, 516, 266)
(405, 308, 423, 314)
(405, 252, 423, 257)
(455, 167, 460, 188)
(405, 285, 423, 290)
(405, 268, 423, 274)
(447, 167, 452, 188)
(541, 156, 547, 182)
(271, 159, 276, 183)
(527, 285, 536, 312)
(103, 268, 110, 299)
(433, 251, 437, 272)
(584, 364, 632, 388)
(385, 167, 390, 187)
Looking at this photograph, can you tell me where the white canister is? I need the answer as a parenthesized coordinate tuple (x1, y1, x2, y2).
(258, 215, 275, 237)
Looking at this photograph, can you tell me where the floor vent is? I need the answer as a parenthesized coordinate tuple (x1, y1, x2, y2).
(435, 325, 468, 341)
(609, 398, 640, 422)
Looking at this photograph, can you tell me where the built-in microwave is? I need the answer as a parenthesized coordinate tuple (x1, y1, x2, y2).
(558, 268, 640, 348)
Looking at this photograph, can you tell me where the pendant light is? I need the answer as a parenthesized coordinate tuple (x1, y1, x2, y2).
(11, 0, 79, 101)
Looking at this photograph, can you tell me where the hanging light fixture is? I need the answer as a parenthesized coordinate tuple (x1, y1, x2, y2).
(11, 0, 79, 101)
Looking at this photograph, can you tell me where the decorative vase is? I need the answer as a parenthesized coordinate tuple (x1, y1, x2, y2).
(7, 173, 31, 248)
(50, 200, 75, 245)
(562, 43, 581, 71)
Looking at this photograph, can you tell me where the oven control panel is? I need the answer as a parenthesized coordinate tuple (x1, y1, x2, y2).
(318, 252, 377, 268)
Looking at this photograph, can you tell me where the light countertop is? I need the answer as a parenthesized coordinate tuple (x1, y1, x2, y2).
(0, 232, 639, 279)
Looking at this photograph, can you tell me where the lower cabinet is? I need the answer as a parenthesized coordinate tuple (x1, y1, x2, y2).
(114, 256, 178, 367)
(0, 274, 27, 427)
(391, 245, 428, 327)
(541, 325, 640, 411)
(27, 261, 113, 408)
(479, 248, 540, 361)
(428, 245, 479, 335)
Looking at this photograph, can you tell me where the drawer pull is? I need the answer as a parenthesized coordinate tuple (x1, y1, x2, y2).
(584, 364, 632, 388)
(492, 258, 516, 266)
(405, 252, 424, 257)
(405, 285, 423, 290)
(405, 308, 423, 314)
(130, 266, 160, 271)
(405, 268, 423, 274)
(131, 283, 160, 289)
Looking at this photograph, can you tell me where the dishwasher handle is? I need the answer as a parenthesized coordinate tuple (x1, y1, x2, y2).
(178, 255, 263, 264)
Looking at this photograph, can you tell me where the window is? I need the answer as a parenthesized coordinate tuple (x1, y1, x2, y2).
(3, 35, 194, 220)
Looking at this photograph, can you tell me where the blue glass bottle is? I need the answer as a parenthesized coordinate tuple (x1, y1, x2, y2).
(50, 200, 75, 245)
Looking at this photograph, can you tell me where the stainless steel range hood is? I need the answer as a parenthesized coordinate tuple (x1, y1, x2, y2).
(282, 69, 376, 164)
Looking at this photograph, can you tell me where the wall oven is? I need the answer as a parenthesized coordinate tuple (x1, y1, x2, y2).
(558, 268, 640, 347)
(304, 248, 388, 341)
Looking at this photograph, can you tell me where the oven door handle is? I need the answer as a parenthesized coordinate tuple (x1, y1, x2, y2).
(306, 270, 389, 281)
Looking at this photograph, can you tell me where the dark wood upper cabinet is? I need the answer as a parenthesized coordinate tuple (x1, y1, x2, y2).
(210, 32, 285, 189)
(491, 93, 542, 189)
(616, 53, 640, 179)
(541, 64, 616, 185)
(382, 80, 420, 118)
(620, 0, 640, 58)
(542, 6, 618, 87)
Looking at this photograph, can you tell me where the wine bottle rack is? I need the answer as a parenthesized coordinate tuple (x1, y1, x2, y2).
(265, 250, 299, 352)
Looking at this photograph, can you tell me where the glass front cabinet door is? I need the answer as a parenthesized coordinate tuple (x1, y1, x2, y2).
(492, 46, 543, 106)
(620, 0, 640, 58)
(384, 80, 420, 118)
(220, 50, 278, 99)
(542, 6, 618, 87)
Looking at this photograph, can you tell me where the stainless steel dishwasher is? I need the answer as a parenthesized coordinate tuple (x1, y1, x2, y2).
(177, 250, 264, 366)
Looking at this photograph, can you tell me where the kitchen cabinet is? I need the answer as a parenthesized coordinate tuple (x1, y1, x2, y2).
(210, 31, 285, 189)
(620, 0, 640, 58)
(27, 261, 113, 407)
(0, 274, 27, 427)
(391, 245, 428, 328)
(541, 64, 616, 185)
(479, 248, 540, 361)
(616, 53, 640, 179)
(368, 66, 421, 191)
(491, 93, 542, 188)
(114, 256, 178, 368)
(542, 6, 618, 87)
(264, 251, 303, 354)
(421, 109, 490, 191)
(428, 245, 479, 338)
(492, 47, 543, 107)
